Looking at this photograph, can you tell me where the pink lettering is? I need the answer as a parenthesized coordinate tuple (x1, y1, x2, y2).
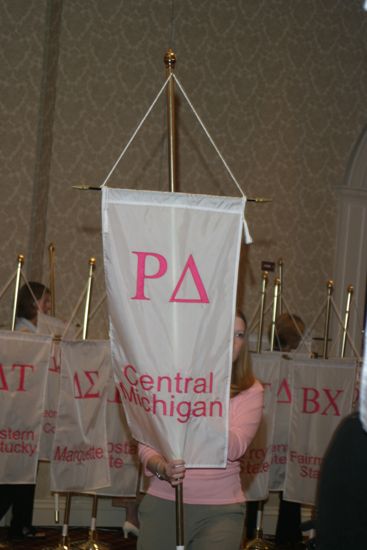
(131, 252, 167, 300)
(169, 254, 209, 303)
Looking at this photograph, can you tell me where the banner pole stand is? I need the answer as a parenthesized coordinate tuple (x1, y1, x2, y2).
(244, 501, 271, 550)
(76, 495, 110, 550)
(42, 492, 73, 550)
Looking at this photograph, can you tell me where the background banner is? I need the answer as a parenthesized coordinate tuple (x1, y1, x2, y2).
(241, 352, 280, 500)
(242, 353, 356, 504)
(284, 358, 356, 505)
(102, 188, 244, 466)
(39, 339, 61, 460)
(94, 372, 140, 497)
(50, 340, 111, 492)
(0, 331, 51, 483)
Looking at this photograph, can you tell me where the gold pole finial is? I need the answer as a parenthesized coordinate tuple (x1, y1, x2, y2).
(164, 48, 176, 68)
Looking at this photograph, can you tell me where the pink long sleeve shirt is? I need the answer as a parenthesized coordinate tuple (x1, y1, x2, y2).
(138, 380, 264, 505)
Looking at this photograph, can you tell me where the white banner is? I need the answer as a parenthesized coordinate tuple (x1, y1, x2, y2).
(284, 358, 356, 505)
(94, 372, 140, 497)
(39, 339, 61, 460)
(50, 340, 111, 492)
(0, 331, 51, 483)
(102, 188, 244, 466)
(241, 352, 280, 500)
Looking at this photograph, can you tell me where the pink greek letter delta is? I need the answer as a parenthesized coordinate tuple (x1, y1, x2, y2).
(131, 251, 210, 303)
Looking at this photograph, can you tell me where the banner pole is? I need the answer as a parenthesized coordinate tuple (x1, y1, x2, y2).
(48, 242, 56, 316)
(164, 48, 177, 193)
(269, 278, 280, 351)
(322, 280, 334, 359)
(11, 254, 24, 331)
(340, 285, 354, 358)
(82, 257, 96, 340)
(164, 47, 184, 550)
(244, 501, 270, 549)
(256, 271, 268, 353)
(277, 258, 283, 315)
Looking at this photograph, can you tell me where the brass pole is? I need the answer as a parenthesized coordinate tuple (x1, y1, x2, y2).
(340, 285, 354, 358)
(77, 494, 110, 550)
(244, 501, 270, 549)
(269, 278, 281, 351)
(323, 280, 334, 359)
(256, 272, 268, 353)
(277, 258, 283, 315)
(48, 242, 56, 316)
(44, 494, 72, 550)
(164, 48, 183, 549)
(11, 254, 24, 331)
(164, 48, 177, 193)
(82, 258, 96, 341)
(54, 492, 60, 524)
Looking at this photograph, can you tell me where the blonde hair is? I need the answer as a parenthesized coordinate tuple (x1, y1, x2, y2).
(230, 309, 255, 398)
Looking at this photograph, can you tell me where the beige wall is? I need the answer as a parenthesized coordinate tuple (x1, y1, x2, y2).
(1, 0, 366, 344)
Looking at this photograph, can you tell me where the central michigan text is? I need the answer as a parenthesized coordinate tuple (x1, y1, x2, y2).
(118, 364, 223, 423)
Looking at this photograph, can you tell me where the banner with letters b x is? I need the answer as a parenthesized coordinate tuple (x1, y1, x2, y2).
(102, 188, 245, 467)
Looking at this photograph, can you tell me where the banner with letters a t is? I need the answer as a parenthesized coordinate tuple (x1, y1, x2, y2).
(50, 340, 111, 492)
(0, 331, 52, 483)
(102, 188, 245, 466)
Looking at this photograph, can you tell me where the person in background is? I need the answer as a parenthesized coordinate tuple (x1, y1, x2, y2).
(0, 282, 50, 539)
(245, 312, 306, 550)
(15, 281, 52, 332)
(137, 310, 264, 550)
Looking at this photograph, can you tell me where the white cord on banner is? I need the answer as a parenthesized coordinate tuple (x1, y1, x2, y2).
(100, 74, 173, 188)
(330, 296, 361, 361)
(62, 282, 89, 339)
(74, 292, 106, 340)
(173, 75, 252, 242)
(173, 74, 245, 198)
(0, 271, 17, 301)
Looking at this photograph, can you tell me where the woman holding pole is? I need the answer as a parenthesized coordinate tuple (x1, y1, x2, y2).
(137, 310, 264, 550)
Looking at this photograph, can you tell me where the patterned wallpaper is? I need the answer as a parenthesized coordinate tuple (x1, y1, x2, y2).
(1, 0, 366, 345)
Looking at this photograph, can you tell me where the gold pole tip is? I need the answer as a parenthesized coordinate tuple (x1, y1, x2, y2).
(347, 284, 354, 293)
(164, 49, 176, 67)
(262, 271, 269, 281)
(89, 257, 96, 266)
(278, 258, 283, 265)
(274, 277, 281, 286)
(326, 279, 334, 289)
(17, 254, 25, 263)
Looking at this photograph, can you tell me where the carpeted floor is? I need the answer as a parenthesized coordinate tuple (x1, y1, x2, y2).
(0, 527, 137, 549)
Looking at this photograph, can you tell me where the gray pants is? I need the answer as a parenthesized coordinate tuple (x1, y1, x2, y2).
(138, 494, 246, 550)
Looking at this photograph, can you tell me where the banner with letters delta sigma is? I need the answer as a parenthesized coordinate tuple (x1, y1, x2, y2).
(102, 188, 245, 466)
